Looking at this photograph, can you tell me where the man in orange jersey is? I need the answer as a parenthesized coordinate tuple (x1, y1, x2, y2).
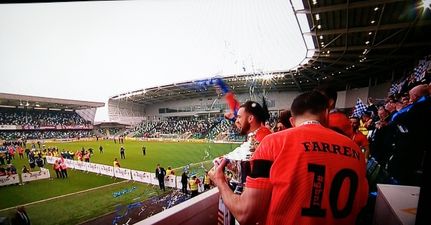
(317, 86, 354, 138)
(235, 101, 272, 143)
(210, 91, 368, 225)
(350, 116, 369, 161)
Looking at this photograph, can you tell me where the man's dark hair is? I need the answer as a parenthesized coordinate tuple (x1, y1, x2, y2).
(291, 91, 329, 116)
(278, 110, 292, 128)
(316, 85, 337, 102)
(349, 116, 360, 122)
(240, 101, 270, 123)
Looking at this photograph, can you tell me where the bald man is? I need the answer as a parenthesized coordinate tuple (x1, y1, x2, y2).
(389, 83, 431, 185)
(409, 84, 429, 103)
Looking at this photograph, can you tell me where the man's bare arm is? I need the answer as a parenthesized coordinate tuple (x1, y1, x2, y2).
(209, 159, 271, 224)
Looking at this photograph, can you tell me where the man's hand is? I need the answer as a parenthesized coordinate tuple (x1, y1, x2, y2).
(208, 158, 228, 187)
(224, 112, 235, 121)
(209, 158, 272, 224)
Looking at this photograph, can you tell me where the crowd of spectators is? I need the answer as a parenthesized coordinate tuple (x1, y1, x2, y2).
(206, 119, 242, 141)
(0, 130, 95, 141)
(128, 121, 159, 137)
(360, 82, 431, 187)
(155, 119, 212, 135)
(128, 117, 244, 141)
(0, 108, 89, 127)
(130, 119, 212, 138)
(0, 141, 76, 180)
(0, 107, 95, 141)
(0, 163, 17, 176)
(97, 128, 123, 136)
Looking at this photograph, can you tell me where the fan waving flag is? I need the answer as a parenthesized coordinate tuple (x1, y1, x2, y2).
(196, 77, 240, 120)
(352, 98, 368, 118)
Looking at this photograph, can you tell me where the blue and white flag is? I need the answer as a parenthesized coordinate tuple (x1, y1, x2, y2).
(352, 98, 368, 118)
(414, 60, 429, 82)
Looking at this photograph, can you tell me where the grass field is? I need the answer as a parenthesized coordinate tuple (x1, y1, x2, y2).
(0, 140, 238, 224)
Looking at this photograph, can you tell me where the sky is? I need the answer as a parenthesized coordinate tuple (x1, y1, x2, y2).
(0, 0, 311, 121)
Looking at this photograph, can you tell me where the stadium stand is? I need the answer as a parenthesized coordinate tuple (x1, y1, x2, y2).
(0, 93, 104, 141)
(0, 107, 89, 127)
(125, 117, 244, 141)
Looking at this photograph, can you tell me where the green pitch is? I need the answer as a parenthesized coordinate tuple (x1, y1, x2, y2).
(0, 140, 238, 224)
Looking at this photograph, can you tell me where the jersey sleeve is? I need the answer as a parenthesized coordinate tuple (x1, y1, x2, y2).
(246, 136, 274, 190)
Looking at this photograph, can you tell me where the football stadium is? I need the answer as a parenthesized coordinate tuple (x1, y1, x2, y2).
(1, 0, 431, 225)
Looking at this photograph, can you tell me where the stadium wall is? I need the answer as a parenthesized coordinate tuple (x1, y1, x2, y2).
(369, 81, 391, 100)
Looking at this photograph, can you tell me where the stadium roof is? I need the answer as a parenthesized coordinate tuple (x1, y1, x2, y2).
(0, 93, 105, 110)
(110, 0, 431, 105)
(6, 1, 429, 105)
(300, 0, 431, 88)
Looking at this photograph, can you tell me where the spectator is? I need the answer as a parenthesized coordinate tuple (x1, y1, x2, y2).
(155, 164, 166, 191)
(28, 158, 35, 170)
(235, 101, 272, 143)
(317, 85, 354, 138)
(203, 171, 211, 191)
(35, 157, 44, 169)
(166, 166, 175, 176)
(6, 164, 17, 175)
(60, 160, 68, 178)
(181, 171, 189, 194)
(53, 160, 62, 178)
(209, 91, 368, 225)
(366, 97, 378, 117)
(350, 116, 370, 161)
(25, 148, 30, 159)
(361, 111, 376, 132)
(84, 151, 90, 162)
(188, 175, 200, 198)
(17, 146, 24, 159)
(387, 84, 431, 185)
(369, 107, 394, 166)
(113, 158, 120, 168)
(120, 146, 126, 159)
(274, 110, 292, 132)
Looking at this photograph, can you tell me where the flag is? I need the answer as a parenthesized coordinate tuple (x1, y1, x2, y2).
(389, 82, 399, 95)
(196, 77, 240, 120)
(352, 98, 368, 118)
(414, 60, 429, 82)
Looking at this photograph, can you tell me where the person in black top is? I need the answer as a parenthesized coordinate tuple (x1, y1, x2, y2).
(120, 146, 125, 159)
(181, 171, 189, 194)
(155, 164, 166, 191)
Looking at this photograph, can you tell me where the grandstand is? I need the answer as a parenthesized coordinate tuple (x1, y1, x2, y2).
(105, 0, 430, 224)
(0, 93, 104, 141)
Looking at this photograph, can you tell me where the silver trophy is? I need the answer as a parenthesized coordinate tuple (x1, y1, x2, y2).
(214, 132, 259, 225)
(214, 132, 258, 194)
